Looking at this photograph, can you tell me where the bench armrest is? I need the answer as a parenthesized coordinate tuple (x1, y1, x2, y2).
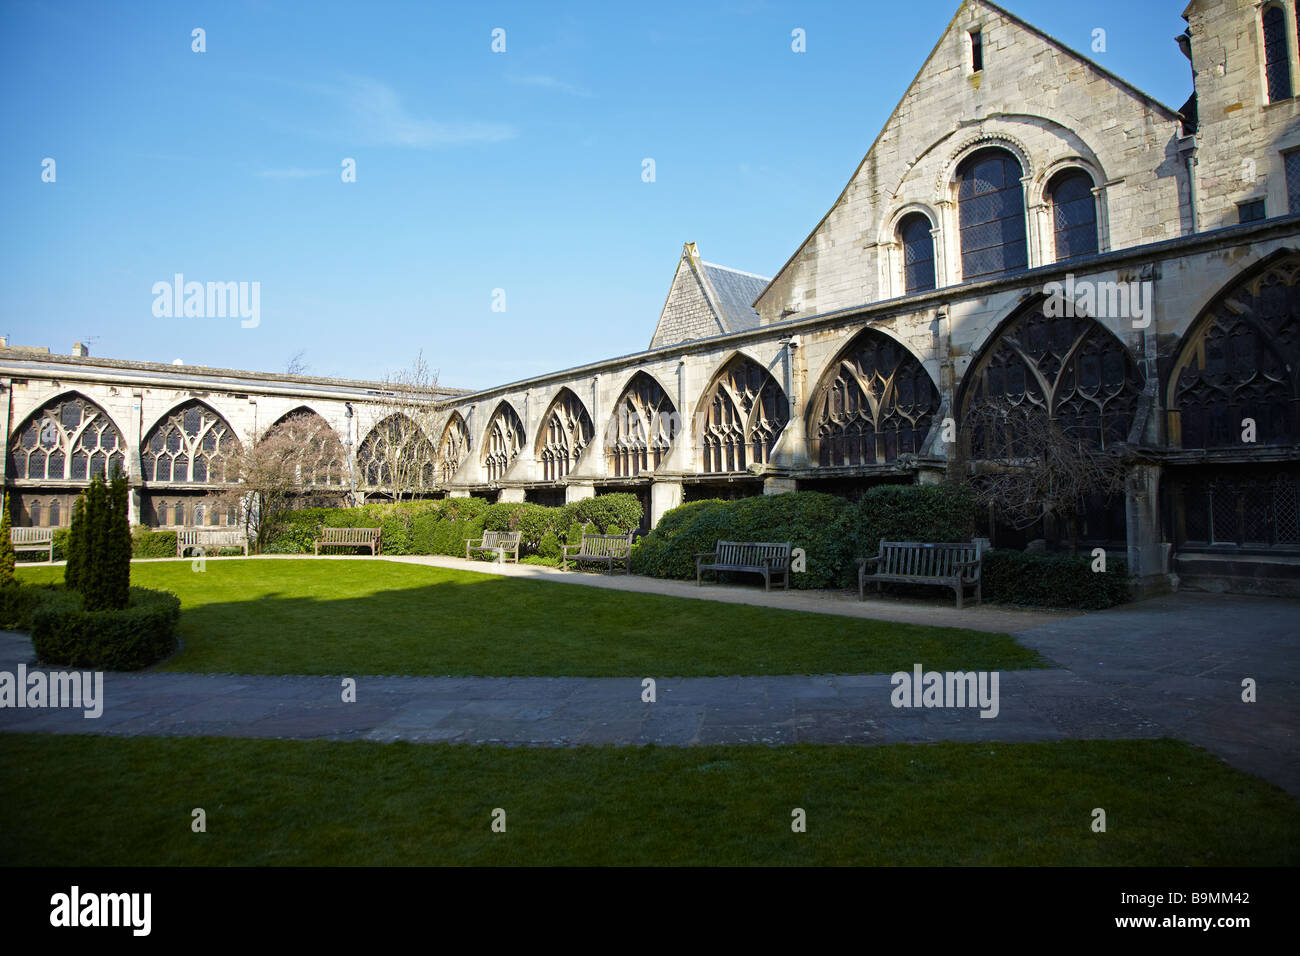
(466, 538, 484, 548)
(694, 552, 718, 560)
(561, 543, 582, 555)
(952, 558, 982, 569)
(857, 555, 882, 568)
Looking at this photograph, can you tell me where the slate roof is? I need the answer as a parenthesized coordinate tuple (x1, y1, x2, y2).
(699, 262, 769, 333)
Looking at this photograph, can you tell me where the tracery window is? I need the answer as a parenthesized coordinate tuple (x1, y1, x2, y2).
(537, 390, 594, 481)
(606, 372, 678, 477)
(265, 409, 346, 486)
(142, 402, 240, 483)
(899, 213, 936, 294)
(438, 413, 470, 483)
(1048, 169, 1099, 261)
(8, 394, 127, 481)
(962, 301, 1143, 456)
(482, 403, 525, 481)
(699, 357, 789, 473)
(809, 330, 939, 466)
(1171, 254, 1300, 449)
(957, 147, 1027, 281)
(357, 414, 434, 489)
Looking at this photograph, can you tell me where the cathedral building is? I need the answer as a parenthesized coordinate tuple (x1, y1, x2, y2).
(4, 0, 1299, 595)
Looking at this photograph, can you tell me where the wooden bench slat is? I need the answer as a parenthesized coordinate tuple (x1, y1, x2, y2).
(562, 531, 634, 573)
(10, 527, 55, 562)
(857, 540, 983, 609)
(314, 527, 382, 556)
(696, 539, 792, 592)
(466, 530, 522, 563)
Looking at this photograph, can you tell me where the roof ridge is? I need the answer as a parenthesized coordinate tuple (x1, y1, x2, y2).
(699, 261, 772, 281)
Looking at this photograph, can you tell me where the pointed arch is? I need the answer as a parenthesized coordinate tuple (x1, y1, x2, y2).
(8, 391, 128, 482)
(1168, 250, 1300, 449)
(807, 328, 939, 466)
(141, 399, 242, 483)
(265, 407, 347, 486)
(958, 295, 1144, 455)
(606, 371, 678, 477)
(357, 413, 434, 490)
(535, 388, 594, 481)
(438, 411, 470, 483)
(696, 353, 789, 473)
(482, 401, 525, 481)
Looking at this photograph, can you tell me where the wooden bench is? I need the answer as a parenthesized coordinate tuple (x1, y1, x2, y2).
(11, 527, 54, 563)
(562, 530, 634, 573)
(857, 540, 984, 609)
(176, 529, 250, 558)
(313, 527, 382, 555)
(466, 530, 522, 563)
(696, 540, 792, 592)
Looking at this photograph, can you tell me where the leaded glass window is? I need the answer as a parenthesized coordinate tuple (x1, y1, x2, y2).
(958, 148, 1027, 281)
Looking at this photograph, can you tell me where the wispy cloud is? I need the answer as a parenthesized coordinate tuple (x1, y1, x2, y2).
(507, 73, 594, 98)
(341, 75, 516, 146)
(257, 167, 330, 179)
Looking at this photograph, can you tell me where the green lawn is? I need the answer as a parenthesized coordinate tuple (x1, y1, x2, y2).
(1, 734, 1293, 866)
(16, 559, 1043, 676)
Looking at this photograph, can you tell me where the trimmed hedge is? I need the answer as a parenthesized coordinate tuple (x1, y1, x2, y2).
(262, 494, 642, 561)
(131, 527, 178, 559)
(633, 485, 978, 590)
(981, 550, 1131, 610)
(0, 582, 62, 631)
(30, 586, 181, 670)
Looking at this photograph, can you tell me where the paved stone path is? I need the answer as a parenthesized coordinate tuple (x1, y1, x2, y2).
(2, 559, 1296, 796)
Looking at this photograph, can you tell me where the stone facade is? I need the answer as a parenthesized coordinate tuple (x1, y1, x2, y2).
(5, 0, 1300, 595)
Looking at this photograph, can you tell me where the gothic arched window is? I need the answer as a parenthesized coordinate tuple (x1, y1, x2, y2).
(957, 147, 1027, 281)
(438, 413, 470, 483)
(962, 301, 1143, 456)
(898, 213, 936, 294)
(8, 394, 127, 481)
(1264, 4, 1292, 103)
(357, 414, 434, 490)
(1048, 169, 1099, 262)
(699, 356, 789, 473)
(265, 409, 347, 486)
(142, 402, 240, 484)
(537, 390, 594, 481)
(606, 373, 678, 477)
(482, 403, 525, 481)
(1171, 253, 1300, 449)
(809, 330, 939, 466)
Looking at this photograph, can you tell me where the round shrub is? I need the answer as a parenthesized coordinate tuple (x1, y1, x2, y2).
(30, 586, 181, 670)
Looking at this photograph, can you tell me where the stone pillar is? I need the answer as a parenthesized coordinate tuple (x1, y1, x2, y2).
(763, 477, 798, 495)
(565, 482, 595, 505)
(448, 489, 471, 498)
(498, 487, 526, 504)
(1125, 461, 1171, 597)
(128, 390, 145, 524)
(650, 480, 683, 527)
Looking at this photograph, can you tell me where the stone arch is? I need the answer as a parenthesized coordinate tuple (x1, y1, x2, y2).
(265, 406, 347, 487)
(1168, 250, 1300, 450)
(606, 370, 678, 477)
(535, 388, 594, 481)
(8, 391, 128, 482)
(806, 328, 940, 467)
(482, 401, 525, 481)
(357, 413, 434, 490)
(438, 411, 471, 484)
(958, 295, 1144, 455)
(141, 399, 241, 484)
(695, 352, 789, 473)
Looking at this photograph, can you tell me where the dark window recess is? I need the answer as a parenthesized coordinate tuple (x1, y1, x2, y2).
(970, 31, 983, 72)
(1049, 170, 1099, 261)
(957, 148, 1028, 281)
(898, 213, 936, 294)
(1264, 5, 1292, 102)
(1238, 199, 1266, 223)
(1285, 151, 1300, 214)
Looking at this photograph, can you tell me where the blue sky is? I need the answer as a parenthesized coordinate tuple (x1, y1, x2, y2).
(1, 0, 1193, 391)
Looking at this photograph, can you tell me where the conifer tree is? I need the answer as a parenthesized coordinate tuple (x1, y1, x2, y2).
(82, 474, 110, 610)
(0, 492, 16, 586)
(65, 492, 87, 591)
(106, 467, 131, 608)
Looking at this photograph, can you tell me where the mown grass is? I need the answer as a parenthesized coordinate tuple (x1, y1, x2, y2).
(15, 560, 1043, 676)
(0, 734, 1294, 866)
